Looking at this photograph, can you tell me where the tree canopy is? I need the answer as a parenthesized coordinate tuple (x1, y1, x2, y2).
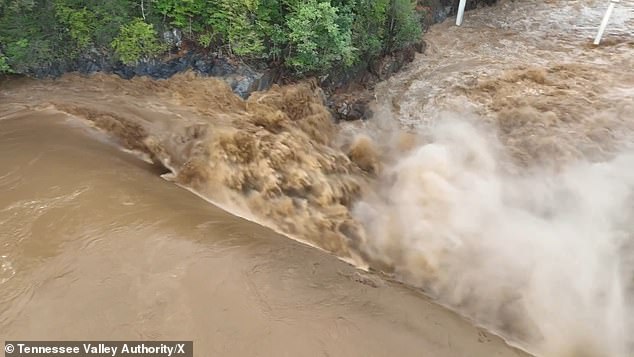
(0, 0, 423, 75)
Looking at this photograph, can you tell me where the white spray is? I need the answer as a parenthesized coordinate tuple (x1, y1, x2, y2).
(354, 117, 634, 356)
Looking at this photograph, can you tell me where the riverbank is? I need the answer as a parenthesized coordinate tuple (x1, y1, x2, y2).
(2, 1, 632, 355)
(0, 0, 498, 120)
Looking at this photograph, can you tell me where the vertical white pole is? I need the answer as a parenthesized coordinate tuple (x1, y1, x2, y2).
(456, 0, 467, 26)
(594, 0, 619, 45)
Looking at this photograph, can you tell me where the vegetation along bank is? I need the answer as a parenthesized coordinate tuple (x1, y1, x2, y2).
(0, 0, 496, 118)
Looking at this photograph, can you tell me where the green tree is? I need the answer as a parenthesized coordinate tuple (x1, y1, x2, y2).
(55, 4, 97, 50)
(111, 18, 165, 64)
(57, 0, 138, 50)
(153, 0, 206, 37)
(0, 0, 61, 73)
(351, 0, 390, 59)
(0, 0, 424, 76)
(286, 0, 355, 73)
(154, 0, 266, 57)
(254, 0, 287, 61)
(206, 0, 265, 56)
(385, 0, 421, 52)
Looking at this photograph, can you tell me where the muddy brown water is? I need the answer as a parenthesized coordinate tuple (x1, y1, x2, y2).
(0, 112, 525, 356)
(1, 0, 633, 356)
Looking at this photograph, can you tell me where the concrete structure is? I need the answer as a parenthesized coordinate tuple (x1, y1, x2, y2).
(456, 0, 467, 26)
(595, 0, 621, 44)
(456, 0, 621, 46)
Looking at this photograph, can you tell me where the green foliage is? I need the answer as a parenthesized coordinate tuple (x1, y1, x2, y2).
(286, 0, 355, 73)
(253, 0, 286, 60)
(55, 4, 97, 50)
(154, 0, 266, 57)
(350, 0, 390, 59)
(0, 53, 12, 73)
(0, 1, 59, 72)
(385, 0, 422, 52)
(153, 0, 206, 36)
(0, 0, 37, 13)
(111, 18, 165, 64)
(197, 32, 212, 48)
(207, 0, 265, 57)
(0, 0, 424, 75)
(54, 0, 138, 50)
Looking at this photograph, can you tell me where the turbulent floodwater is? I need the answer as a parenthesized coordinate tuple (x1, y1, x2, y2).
(1, 0, 633, 356)
(365, 1, 634, 355)
(0, 113, 527, 357)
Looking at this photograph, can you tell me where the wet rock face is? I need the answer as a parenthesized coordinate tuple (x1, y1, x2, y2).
(92, 53, 274, 99)
(19, 0, 496, 103)
(20, 50, 274, 99)
(162, 29, 183, 49)
(331, 94, 373, 122)
(108, 54, 265, 98)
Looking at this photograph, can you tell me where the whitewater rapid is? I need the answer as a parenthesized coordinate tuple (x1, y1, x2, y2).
(1, 0, 633, 356)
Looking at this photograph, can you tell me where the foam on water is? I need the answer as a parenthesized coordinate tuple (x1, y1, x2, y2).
(1, 0, 633, 355)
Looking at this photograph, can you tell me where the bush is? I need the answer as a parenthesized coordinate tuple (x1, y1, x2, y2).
(0, 0, 424, 76)
(155, 0, 266, 57)
(286, 0, 355, 73)
(111, 18, 165, 64)
(349, 0, 390, 60)
(0, 53, 12, 73)
(154, 0, 207, 37)
(0, 1, 61, 73)
(207, 0, 265, 57)
(385, 0, 422, 52)
(55, 4, 97, 50)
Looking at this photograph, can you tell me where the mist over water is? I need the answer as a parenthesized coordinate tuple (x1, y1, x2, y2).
(354, 117, 634, 356)
(1, 0, 633, 356)
(351, 0, 634, 354)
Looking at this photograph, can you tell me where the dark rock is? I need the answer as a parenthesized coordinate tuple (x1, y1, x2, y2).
(330, 92, 373, 122)
(163, 29, 183, 50)
(413, 41, 427, 54)
(14, 0, 495, 105)
(90, 53, 272, 98)
(254, 70, 279, 92)
(112, 65, 134, 80)
(77, 59, 101, 74)
(192, 59, 212, 74)
(229, 76, 251, 98)
(210, 58, 237, 77)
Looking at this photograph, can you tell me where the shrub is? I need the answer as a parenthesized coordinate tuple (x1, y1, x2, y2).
(385, 0, 422, 52)
(207, 0, 265, 57)
(55, 4, 97, 50)
(0, 0, 424, 76)
(0, 53, 12, 73)
(111, 18, 165, 64)
(286, 0, 355, 73)
(350, 0, 390, 59)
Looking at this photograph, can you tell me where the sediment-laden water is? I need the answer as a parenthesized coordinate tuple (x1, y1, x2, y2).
(1, 0, 633, 356)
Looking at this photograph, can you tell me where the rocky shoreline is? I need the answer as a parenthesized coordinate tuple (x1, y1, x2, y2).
(4, 0, 497, 120)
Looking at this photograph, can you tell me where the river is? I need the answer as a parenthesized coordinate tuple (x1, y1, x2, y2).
(1, 0, 633, 356)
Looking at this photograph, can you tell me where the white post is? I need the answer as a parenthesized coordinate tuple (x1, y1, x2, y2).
(594, 0, 620, 45)
(456, 0, 467, 26)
